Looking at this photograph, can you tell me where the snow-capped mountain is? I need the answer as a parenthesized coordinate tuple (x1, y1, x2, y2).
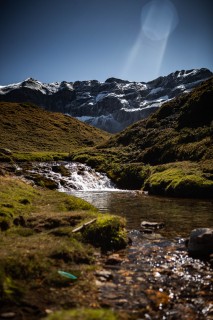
(0, 68, 212, 133)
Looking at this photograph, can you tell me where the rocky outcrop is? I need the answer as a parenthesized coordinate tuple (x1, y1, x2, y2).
(187, 228, 213, 257)
(0, 68, 212, 132)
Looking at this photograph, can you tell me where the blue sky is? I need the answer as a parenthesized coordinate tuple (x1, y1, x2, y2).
(0, 0, 212, 84)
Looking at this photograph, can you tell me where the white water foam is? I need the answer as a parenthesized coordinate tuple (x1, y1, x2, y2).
(26, 162, 116, 192)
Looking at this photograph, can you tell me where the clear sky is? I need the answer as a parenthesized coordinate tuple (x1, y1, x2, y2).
(0, 0, 212, 85)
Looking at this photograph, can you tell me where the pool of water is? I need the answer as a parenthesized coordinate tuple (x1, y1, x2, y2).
(69, 190, 213, 238)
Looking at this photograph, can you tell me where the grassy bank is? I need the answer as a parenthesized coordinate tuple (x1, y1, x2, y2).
(0, 175, 127, 319)
(144, 161, 213, 198)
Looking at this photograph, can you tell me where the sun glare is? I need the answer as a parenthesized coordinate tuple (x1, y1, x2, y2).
(122, 0, 179, 80)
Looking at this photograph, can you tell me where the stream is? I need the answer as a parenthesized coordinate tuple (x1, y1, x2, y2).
(69, 189, 213, 238)
(22, 161, 213, 238)
(22, 161, 213, 319)
(71, 190, 213, 319)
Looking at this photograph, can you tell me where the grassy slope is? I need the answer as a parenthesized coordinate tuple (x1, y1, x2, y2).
(0, 176, 127, 319)
(105, 77, 213, 164)
(0, 102, 110, 152)
(69, 78, 213, 197)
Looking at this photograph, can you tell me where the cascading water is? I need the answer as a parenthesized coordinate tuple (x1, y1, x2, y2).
(25, 161, 115, 192)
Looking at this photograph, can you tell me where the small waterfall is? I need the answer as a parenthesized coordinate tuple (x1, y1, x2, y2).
(26, 161, 115, 192)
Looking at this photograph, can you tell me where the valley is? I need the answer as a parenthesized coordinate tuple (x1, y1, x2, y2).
(0, 72, 212, 320)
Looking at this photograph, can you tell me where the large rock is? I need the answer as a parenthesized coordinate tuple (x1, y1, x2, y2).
(187, 228, 213, 257)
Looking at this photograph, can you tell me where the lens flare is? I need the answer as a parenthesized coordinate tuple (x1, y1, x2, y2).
(141, 0, 178, 41)
(121, 0, 179, 80)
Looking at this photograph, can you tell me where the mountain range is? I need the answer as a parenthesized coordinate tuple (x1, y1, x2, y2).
(0, 68, 212, 133)
(0, 75, 212, 198)
(72, 77, 213, 197)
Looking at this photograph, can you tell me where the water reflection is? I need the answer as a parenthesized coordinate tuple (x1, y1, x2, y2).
(70, 190, 213, 238)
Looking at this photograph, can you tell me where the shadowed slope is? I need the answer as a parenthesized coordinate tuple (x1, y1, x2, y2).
(105, 77, 213, 164)
(70, 78, 213, 196)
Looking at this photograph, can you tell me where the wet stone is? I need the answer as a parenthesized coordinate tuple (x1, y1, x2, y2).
(187, 228, 213, 257)
(142, 228, 153, 234)
(97, 231, 213, 318)
(141, 221, 165, 229)
(95, 270, 113, 281)
(105, 254, 123, 265)
(115, 299, 128, 306)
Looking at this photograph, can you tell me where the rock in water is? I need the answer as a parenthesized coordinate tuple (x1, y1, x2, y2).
(141, 221, 165, 229)
(187, 228, 213, 257)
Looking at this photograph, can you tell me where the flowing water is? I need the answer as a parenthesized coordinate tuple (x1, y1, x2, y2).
(24, 161, 213, 238)
(70, 190, 213, 238)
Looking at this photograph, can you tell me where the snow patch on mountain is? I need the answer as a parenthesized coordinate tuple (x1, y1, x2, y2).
(148, 87, 164, 95)
(0, 68, 212, 133)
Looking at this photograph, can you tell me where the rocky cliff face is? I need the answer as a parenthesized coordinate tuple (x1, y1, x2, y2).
(0, 68, 212, 133)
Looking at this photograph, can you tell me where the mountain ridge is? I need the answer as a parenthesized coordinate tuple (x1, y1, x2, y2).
(103, 77, 213, 164)
(0, 68, 212, 133)
(69, 77, 213, 197)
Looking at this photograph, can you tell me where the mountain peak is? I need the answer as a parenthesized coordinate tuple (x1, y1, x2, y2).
(105, 77, 130, 84)
(0, 68, 212, 133)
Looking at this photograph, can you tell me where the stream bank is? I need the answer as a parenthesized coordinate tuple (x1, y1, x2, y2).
(0, 161, 212, 320)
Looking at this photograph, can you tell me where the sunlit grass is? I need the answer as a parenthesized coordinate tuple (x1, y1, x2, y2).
(0, 175, 127, 311)
(0, 102, 110, 153)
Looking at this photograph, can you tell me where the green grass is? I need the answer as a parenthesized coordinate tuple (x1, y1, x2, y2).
(44, 308, 118, 320)
(12, 151, 69, 162)
(0, 176, 97, 229)
(0, 175, 127, 313)
(144, 161, 213, 198)
(0, 102, 110, 152)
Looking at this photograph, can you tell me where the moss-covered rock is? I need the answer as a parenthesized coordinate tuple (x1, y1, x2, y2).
(81, 214, 128, 251)
(31, 174, 59, 189)
(144, 162, 213, 198)
(108, 163, 150, 189)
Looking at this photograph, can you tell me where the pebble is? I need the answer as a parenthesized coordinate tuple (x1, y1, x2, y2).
(142, 229, 153, 234)
(95, 270, 113, 280)
(141, 221, 165, 229)
(97, 232, 213, 319)
(105, 254, 122, 265)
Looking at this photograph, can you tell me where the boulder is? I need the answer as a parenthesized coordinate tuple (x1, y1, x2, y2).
(187, 228, 213, 257)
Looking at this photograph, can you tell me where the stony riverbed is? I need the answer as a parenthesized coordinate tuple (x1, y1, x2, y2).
(95, 231, 213, 320)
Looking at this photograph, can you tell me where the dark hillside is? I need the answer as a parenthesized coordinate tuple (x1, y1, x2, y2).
(105, 78, 213, 165)
(71, 78, 213, 197)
